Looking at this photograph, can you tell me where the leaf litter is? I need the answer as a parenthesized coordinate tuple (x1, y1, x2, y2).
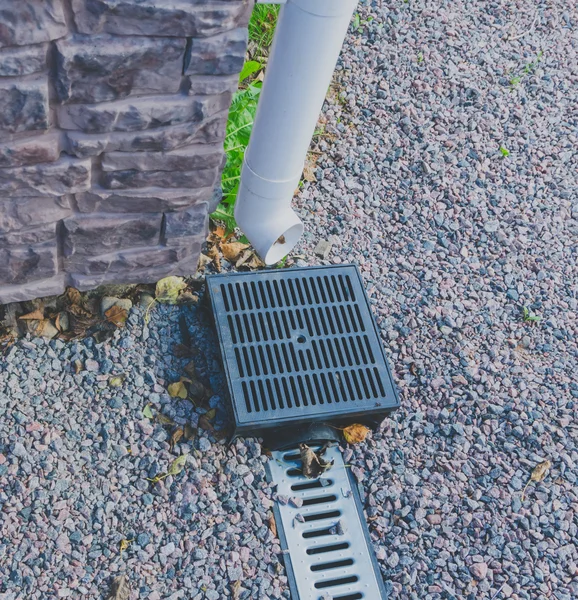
(106, 575, 130, 600)
(521, 459, 551, 501)
(299, 443, 334, 479)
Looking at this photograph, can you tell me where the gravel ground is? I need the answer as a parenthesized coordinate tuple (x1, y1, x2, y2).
(1, 1, 577, 600)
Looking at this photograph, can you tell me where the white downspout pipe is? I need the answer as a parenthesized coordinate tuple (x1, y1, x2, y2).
(235, 0, 358, 264)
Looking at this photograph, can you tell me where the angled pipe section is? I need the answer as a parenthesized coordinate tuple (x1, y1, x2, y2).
(235, 0, 358, 264)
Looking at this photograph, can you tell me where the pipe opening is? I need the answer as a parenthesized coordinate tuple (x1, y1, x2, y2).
(264, 222, 304, 265)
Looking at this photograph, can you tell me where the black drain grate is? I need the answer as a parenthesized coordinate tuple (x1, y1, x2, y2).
(207, 265, 399, 437)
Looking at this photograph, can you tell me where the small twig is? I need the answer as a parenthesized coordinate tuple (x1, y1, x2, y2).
(490, 583, 506, 600)
(507, 11, 539, 42)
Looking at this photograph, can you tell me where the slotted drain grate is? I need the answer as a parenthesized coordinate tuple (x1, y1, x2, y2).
(268, 445, 387, 600)
(207, 265, 399, 438)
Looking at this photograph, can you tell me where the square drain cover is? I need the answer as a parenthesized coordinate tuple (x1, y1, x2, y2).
(207, 265, 399, 437)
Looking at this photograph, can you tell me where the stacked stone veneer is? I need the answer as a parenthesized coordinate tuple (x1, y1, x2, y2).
(0, 0, 252, 303)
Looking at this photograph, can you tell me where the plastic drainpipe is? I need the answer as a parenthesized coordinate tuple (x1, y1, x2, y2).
(234, 0, 358, 265)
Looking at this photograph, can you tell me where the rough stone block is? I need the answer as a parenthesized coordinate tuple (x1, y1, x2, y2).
(0, 196, 72, 233)
(0, 240, 58, 285)
(164, 204, 208, 247)
(71, 0, 252, 38)
(63, 213, 163, 257)
(0, 133, 61, 168)
(0, 274, 66, 305)
(0, 44, 48, 77)
(0, 158, 91, 197)
(102, 145, 223, 172)
(65, 115, 228, 157)
(57, 93, 231, 134)
(186, 75, 239, 96)
(101, 166, 218, 190)
(70, 248, 202, 291)
(0, 1, 67, 48)
(0, 223, 57, 247)
(66, 244, 193, 274)
(185, 28, 247, 76)
(55, 34, 186, 104)
(0, 76, 50, 134)
(75, 187, 213, 213)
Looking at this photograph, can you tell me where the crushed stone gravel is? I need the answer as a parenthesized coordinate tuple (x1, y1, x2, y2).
(2, 1, 578, 599)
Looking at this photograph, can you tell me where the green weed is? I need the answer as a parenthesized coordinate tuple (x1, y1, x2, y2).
(522, 306, 541, 323)
(352, 13, 373, 33)
(499, 146, 510, 157)
(509, 51, 543, 88)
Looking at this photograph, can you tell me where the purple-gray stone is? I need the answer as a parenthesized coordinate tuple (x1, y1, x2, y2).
(0, 0, 67, 48)
(0, 196, 71, 233)
(0, 44, 48, 77)
(65, 116, 228, 158)
(55, 34, 186, 103)
(0, 133, 61, 168)
(0, 223, 57, 247)
(0, 240, 58, 285)
(185, 28, 248, 76)
(63, 213, 163, 257)
(57, 93, 231, 134)
(75, 187, 214, 214)
(164, 205, 208, 247)
(0, 76, 50, 134)
(101, 166, 218, 190)
(0, 158, 91, 197)
(71, 0, 252, 38)
(101, 145, 224, 172)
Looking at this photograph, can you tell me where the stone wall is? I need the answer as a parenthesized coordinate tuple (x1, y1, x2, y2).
(0, 0, 252, 303)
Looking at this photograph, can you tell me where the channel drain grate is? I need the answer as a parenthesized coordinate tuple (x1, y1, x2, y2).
(207, 265, 399, 437)
(268, 445, 387, 599)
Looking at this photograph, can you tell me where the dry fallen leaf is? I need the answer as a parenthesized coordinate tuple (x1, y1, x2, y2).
(173, 343, 197, 358)
(221, 242, 250, 263)
(109, 375, 125, 387)
(155, 276, 187, 304)
(231, 580, 242, 600)
(119, 539, 133, 555)
(183, 422, 196, 441)
(168, 381, 188, 399)
(268, 514, 277, 538)
(65, 287, 82, 306)
(522, 459, 551, 501)
(142, 404, 154, 419)
(187, 379, 211, 405)
(106, 575, 130, 600)
(167, 454, 187, 476)
(207, 246, 221, 272)
(18, 308, 45, 321)
(343, 424, 371, 445)
(302, 154, 318, 182)
(156, 413, 175, 426)
(183, 360, 196, 379)
(105, 306, 128, 327)
(245, 252, 265, 270)
(170, 427, 184, 450)
(299, 443, 334, 479)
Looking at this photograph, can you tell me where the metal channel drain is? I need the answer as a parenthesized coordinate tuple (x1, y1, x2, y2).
(268, 445, 386, 600)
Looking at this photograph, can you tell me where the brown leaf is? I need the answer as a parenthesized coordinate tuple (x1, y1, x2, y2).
(65, 287, 82, 306)
(530, 460, 551, 482)
(207, 246, 221, 272)
(231, 580, 242, 600)
(183, 423, 196, 441)
(73, 359, 83, 374)
(187, 380, 211, 404)
(168, 381, 188, 399)
(170, 427, 184, 450)
(106, 575, 130, 600)
(522, 459, 551, 501)
(204, 408, 216, 420)
(302, 154, 318, 182)
(173, 343, 197, 358)
(198, 415, 215, 432)
(221, 242, 250, 263)
(299, 443, 334, 479)
(18, 308, 45, 321)
(183, 360, 196, 379)
(156, 413, 176, 426)
(244, 252, 265, 270)
(343, 424, 371, 445)
(214, 225, 226, 239)
(119, 539, 132, 554)
(268, 514, 277, 538)
(105, 306, 128, 328)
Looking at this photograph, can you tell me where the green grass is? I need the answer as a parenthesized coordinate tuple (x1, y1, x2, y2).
(509, 51, 543, 88)
(249, 4, 280, 56)
(210, 5, 280, 233)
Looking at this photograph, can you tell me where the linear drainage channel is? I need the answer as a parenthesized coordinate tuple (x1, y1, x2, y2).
(267, 445, 388, 600)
